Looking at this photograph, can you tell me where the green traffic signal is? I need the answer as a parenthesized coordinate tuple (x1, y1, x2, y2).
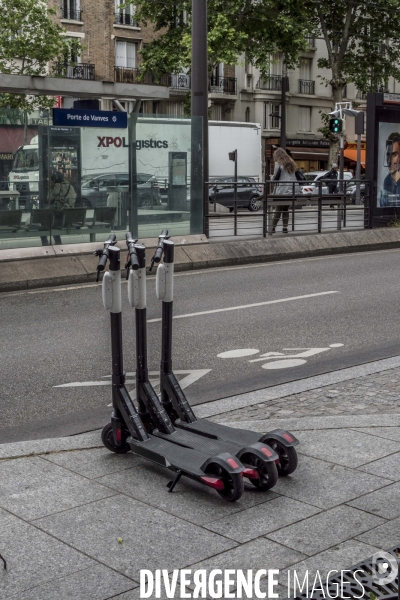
(329, 117, 343, 133)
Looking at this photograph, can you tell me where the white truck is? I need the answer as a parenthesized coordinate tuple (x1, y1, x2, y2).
(8, 119, 262, 207)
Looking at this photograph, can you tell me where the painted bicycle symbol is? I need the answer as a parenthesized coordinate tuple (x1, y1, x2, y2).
(217, 344, 344, 369)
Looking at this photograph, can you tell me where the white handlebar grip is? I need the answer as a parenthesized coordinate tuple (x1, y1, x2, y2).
(156, 263, 166, 300)
(102, 271, 113, 310)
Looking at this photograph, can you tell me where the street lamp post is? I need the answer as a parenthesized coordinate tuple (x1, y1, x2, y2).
(191, 0, 209, 235)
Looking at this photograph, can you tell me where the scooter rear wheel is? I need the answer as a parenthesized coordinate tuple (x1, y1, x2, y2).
(101, 423, 130, 454)
(263, 439, 298, 476)
(205, 463, 244, 502)
(241, 453, 278, 491)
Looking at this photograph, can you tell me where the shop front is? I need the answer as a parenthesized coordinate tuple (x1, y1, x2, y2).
(265, 137, 330, 175)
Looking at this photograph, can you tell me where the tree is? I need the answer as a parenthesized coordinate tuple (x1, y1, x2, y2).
(134, 0, 310, 82)
(303, 0, 400, 163)
(0, 0, 80, 111)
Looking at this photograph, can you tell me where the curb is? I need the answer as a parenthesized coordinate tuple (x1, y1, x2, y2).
(1, 228, 400, 293)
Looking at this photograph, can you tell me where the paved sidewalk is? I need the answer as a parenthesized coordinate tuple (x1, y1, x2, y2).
(1, 360, 400, 599)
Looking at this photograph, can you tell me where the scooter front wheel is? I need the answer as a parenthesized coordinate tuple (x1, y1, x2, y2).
(205, 463, 244, 502)
(101, 423, 130, 454)
(264, 440, 298, 476)
(241, 453, 278, 490)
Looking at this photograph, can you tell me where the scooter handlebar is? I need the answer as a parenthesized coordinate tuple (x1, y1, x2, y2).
(94, 234, 118, 281)
(125, 232, 139, 277)
(149, 228, 170, 271)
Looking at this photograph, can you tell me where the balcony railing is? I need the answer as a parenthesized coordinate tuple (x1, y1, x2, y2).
(114, 66, 159, 85)
(56, 63, 95, 80)
(61, 6, 82, 20)
(299, 79, 315, 94)
(168, 73, 191, 90)
(256, 75, 286, 92)
(114, 12, 138, 26)
(209, 76, 237, 95)
(356, 90, 367, 100)
(305, 36, 316, 49)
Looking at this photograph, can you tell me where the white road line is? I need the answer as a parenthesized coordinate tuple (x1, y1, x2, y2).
(147, 291, 339, 323)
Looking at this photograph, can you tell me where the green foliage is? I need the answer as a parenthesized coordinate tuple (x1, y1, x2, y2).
(301, 0, 400, 94)
(0, 0, 81, 110)
(134, 0, 310, 78)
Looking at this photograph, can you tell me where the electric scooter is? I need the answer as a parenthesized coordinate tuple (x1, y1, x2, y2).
(96, 234, 246, 502)
(125, 233, 280, 491)
(151, 229, 300, 477)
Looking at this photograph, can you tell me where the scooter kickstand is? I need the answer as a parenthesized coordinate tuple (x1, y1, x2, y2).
(167, 470, 182, 493)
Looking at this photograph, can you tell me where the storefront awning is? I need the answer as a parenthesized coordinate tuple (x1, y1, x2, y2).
(344, 148, 366, 166)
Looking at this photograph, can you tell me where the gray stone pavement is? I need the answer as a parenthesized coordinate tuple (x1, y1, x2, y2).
(1, 361, 400, 599)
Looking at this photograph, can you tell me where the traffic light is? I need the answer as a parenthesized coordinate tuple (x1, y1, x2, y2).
(329, 117, 343, 133)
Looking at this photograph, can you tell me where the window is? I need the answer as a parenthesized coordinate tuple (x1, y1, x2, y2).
(211, 104, 222, 121)
(298, 106, 311, 132)
(246, 75, 252, 88)
(62, 0, 81, 20)
(245, 107, 250, 122)
(299, 59, 312, 81)
(115, 41, 136, 68)
(115, 0, 136, 25)
(264, 102, 280, 129)
(166, 102, 184, 117)
(269, 53, 283, 76)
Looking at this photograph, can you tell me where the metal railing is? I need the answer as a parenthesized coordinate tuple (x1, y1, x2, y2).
(168, 73, 191, 90)
(56, 63, 95, 80)
(256, 75, 285, 91)
(114, 67, 153, 85)
(61, 6, 82, 20)
(306, 36, 316, 49)
(209, 76, 237, 95)
(299, 79, 315, 94)
(205, 179, 369, 239)
(356, 90, 368, 100)
(114, 12, 138, 26)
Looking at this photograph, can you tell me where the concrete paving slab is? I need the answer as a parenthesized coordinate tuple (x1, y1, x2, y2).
(275, 455, 391, 509)
(0, 508, 94, 599)
(109, 585, 181, 600)
(279, 540, 381, 597)
(220, 413, 400, 433)
(187, 537, 306, 578)
(0, 430, 102, 459)
(266, 505, 385, 556)
(352, 426, 400, 442)
(355, 516, 400, 548)
(204, 496, 321, 543)
(0, 261, 28, 292)
(296, 429, 400, 468)
(0, 456, 116, 521)
(14, 564, 136, 600)
(34, 495, 237, 580)
(347, 481, 400, 520)
(96, 462, 278, 526)
(42, 447, 144, 479)
(20, 256, 88, 289)
(357, 451, 400, 481)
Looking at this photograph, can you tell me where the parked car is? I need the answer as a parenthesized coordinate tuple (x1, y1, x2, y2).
(345, 177, 366, 204)
(77, 173, 162, 208)
(209, 176, 262, 211)
(301, 171, 353, 195)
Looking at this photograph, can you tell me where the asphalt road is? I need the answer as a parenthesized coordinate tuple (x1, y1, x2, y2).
(2, 247, 400, 443)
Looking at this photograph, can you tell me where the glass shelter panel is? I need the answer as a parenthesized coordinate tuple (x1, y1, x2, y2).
(0, 112, 203, 250)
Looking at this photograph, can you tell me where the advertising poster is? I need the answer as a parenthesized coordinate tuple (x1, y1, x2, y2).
(377, 122, 400, 207)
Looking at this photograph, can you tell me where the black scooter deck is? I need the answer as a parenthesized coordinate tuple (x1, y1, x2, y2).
(152, 425, 259, 455)
(127, 434, 211, 476)
(175, 418, 264, 445)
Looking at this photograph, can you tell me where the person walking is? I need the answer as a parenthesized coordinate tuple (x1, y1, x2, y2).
(271, 147, 300, 233)
(324, 163, 338, 209)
